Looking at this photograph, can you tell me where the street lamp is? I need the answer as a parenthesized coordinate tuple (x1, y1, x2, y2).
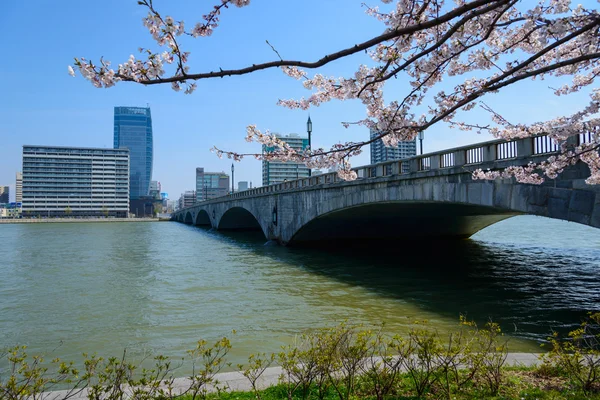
(418, 131, 424, 155)
(231, 163, 235, 194)
(307, 116, 312, 177)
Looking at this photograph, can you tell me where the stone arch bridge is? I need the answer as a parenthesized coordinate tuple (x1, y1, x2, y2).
(172, 135, 600, 246)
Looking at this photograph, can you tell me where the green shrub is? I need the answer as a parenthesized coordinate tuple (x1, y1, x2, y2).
(543, 312, 600, 393)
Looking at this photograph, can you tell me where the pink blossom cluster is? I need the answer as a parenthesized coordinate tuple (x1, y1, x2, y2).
(473, 163, 545, 185)
(70, 0, 250, 95)
(72, 0, 600, 183)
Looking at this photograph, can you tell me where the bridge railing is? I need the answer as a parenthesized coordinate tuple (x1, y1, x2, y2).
(181, 133, 581, 210)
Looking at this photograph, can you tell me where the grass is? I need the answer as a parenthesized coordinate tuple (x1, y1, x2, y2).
(172, 366, 600, 400)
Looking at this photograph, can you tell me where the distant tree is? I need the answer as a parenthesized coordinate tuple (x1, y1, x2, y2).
(71, 0, 600, 183)
(102, 206, 109, 218)
(64, 206, 72, 217)
(153, 203, 162, 217)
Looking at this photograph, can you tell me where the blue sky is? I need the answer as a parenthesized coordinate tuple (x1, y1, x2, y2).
(0, 1, 595, 201)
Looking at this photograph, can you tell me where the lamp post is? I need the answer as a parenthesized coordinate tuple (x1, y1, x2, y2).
(307, 116, 312, 177)
(231, 163, 235, 194)
(418, 131, 424, 155)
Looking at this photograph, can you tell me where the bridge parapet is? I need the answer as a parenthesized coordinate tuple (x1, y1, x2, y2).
(188, 133, 587, 208)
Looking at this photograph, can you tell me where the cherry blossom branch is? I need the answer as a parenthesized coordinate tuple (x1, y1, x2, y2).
(73, 0, 498, 86)
(357, 0, 516, 98)
(72, 0, 600, 184)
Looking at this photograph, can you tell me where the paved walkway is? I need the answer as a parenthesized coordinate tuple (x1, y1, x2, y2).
(42, 353, 543, 400)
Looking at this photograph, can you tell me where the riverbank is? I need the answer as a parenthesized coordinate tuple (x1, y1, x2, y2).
(0, 217, 159, 224)
(42, 353, 543, 400)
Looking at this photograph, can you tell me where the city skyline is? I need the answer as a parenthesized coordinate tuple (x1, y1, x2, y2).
(1, 1, 596, 202)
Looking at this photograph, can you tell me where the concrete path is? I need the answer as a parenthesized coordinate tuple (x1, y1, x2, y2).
(41, 353, 543, 400)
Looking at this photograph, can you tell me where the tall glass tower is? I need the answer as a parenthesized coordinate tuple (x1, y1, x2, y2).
(114, 106, 153, 199)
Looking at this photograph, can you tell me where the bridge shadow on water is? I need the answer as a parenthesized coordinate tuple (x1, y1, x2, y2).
(192, 224, 600, 343)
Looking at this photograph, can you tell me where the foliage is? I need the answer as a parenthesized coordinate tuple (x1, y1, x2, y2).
(71, 0, 600, 184)
(237, 352, 275, 400)
(0, 345, 82, 400)
(82, 351, 178, 400)
(5, 316, 600, 399)
(542, 312, 600, 393)
(182, 337, 232, 400)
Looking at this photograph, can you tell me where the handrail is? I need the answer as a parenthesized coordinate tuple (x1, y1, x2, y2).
(175, 133, 575, 214)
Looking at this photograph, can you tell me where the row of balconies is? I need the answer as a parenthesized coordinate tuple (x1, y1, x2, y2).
(23, 150, 128, 156)
(23, 190, 129, 199)
(23, 187, 128, 191)
(23, 202, 129, 205)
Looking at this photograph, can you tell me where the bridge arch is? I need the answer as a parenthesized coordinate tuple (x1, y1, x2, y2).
(288, 201, 518, 246)
(184, 211, 193, 225)
(172, 154, 600, 245)
(217, 207, 265, 236)
(195, 209, 211, 226)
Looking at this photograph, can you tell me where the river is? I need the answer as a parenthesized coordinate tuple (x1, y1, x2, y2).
(1, 216, 599, 374)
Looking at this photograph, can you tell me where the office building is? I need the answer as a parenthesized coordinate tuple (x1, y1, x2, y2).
(114, 106, 153, 200)
(196, 168, 229, 202)
(16, 172, 22, 203)
(0, 186, 8, 203)
(178, 190, 196, 209)
(166, 199, 176, 213)
(136, 180, 164, 216)
(21, 145, 129, 218)
(149, 181, 162, 199)
(262, 133, 310, 186)
(238, 181, 249, 192)
(370, 128, 417, 164)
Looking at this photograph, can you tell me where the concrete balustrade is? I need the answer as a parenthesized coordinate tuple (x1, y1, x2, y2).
(214, 135, 571, 203)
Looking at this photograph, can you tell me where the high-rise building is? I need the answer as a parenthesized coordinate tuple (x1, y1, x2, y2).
(21, 145, 129, 218)
(238, 181, 249, 192)
(262, 133, 310, 186)
(166, 199, 176, 213)
(195, 168, 229, 202)
(149, 181, 161, 199)
(370, 128, 417, 164)
(15, 172, 22, 203)
(0, 186, 8, 203)
(178, 190, 196, 210)
(114, 106, 153, 200)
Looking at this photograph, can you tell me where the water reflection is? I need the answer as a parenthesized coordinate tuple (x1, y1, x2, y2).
(214, 216, 600, 343)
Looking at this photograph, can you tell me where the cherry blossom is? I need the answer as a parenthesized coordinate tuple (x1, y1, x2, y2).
(71, 0, 600, 183)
